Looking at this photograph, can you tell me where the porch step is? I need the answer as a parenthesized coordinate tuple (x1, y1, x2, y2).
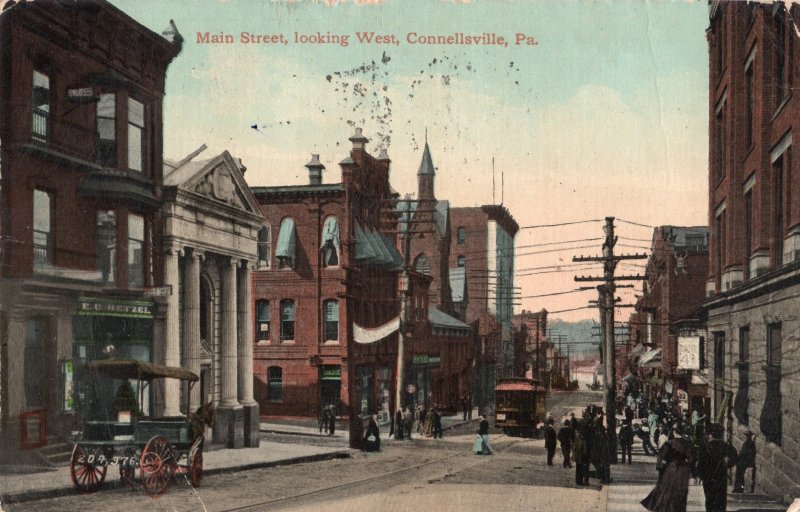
(39, 437, 74, 467)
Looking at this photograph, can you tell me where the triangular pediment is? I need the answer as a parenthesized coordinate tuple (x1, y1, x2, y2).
(165, 150, 262, 216)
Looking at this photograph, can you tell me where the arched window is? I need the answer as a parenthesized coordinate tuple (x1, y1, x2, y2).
(321, 216, 340, 268)
(280, 299, 295, 341)
(413, 253, 431, 275)
(457, 255, 466, 267)
(255, 299, 270, 342)
(457, 227, 466, 245)
(257, 226, 271, 267)
(323, 299, 339, 341)
(268, 366, 283, 402)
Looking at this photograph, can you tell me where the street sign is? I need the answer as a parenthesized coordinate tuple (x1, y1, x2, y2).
(677, 336, 702, 370)
(142, 285, 172, 297)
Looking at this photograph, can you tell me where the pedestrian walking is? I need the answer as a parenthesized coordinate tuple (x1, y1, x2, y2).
(319, 405, 329, 434)
(327, 405, 336, 436)
(633, 421, 657, 456)
(403, 406, 413, 440)
(698, 423, 738, 512)
(460, 395, 469, 421)
(640, 423, 695, 512)
(544, 417, 557, 466)
(733, 429, 756, 493)
(573, 420, 590, 485)
(394, 409, 404, 440)
(434, 406, 444, 439)
(648, 408, 660, 448)
(474, 414, 493, 455)
(619, 420, 633, 464)
(557, 419, 573, 467)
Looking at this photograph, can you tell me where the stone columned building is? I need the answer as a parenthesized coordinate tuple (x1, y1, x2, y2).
(161, 148, 264, 448)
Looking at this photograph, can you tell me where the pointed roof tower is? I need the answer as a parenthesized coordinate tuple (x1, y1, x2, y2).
(417, 141, 435, 176)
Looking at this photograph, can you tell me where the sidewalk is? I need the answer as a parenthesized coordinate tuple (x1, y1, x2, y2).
(0, 439, 351, 505)
(605, 440, 786, 512)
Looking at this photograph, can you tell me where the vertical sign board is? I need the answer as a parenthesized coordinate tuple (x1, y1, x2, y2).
(677, 336, 702, 370)
(62, 359, 74, 412)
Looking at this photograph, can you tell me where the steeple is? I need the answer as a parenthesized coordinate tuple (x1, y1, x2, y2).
(417, 140, 436, 200)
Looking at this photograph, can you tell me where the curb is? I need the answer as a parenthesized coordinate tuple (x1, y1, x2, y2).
(0, 450, 352, 506)
(260, 428, 345, 439)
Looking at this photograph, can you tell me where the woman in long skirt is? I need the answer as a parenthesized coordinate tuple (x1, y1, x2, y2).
(641, 424, 694, 512)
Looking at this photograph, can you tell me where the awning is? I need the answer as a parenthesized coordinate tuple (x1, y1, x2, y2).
(276, 217, 296, 264)
(353, 317, 400, 344)
(621, 373, 635, 382)
(428, 306, 472, 337)
(449, 267, 466, 303)
(321, 216, 340, 251)
(629, 343, 647, 359)
(354, 223, 403, 269)
(639, 348, 662, 368)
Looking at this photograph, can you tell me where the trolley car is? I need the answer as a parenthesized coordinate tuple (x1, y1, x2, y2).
(494, 378, 547, 437)
(69, 360, 204, 495)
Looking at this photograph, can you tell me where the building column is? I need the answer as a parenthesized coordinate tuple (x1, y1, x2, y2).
(215, 257, 244, 448)
(163, 247, 182, 416)
(183, 249, 201, 412)
(237, 260, 259, 447)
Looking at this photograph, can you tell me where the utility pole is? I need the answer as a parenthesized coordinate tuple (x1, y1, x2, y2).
(574, 217, 646, 465)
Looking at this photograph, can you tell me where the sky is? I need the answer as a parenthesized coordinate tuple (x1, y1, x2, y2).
(111, 0, 711, 323)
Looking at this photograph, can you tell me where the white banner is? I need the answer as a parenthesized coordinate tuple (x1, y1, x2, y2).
(353, 317, 400, 344)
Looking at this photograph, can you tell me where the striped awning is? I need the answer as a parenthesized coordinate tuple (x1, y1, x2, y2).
(276, 217, 296, 264)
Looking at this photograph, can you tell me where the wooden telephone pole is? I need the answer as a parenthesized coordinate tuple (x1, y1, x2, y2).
(573, 217, 646, 463)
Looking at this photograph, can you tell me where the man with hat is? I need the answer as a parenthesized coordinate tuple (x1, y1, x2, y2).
(544, 417, 558, 466)
(734, 429, 756, 493)
(698, 422, 738, 512)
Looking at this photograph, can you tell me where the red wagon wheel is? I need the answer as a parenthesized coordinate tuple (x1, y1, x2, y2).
(140, 436, 176, 495)
(70, 444, 108, 493)
(189, 437, 204, 487)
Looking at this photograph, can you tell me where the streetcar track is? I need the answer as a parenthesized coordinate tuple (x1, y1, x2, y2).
(221, 433, 528, 512)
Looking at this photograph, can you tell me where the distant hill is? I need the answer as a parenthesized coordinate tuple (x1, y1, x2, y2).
(547, 318, 600, 358)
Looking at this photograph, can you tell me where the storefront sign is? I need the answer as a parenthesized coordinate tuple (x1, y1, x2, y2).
(428, 356, 441, 365)
(321, 366, 341, 380)
(77, 298, 154, 318)
(413, 354, 429, 364)
(677, 336, 702, 370)
(142, 285, 172, 297)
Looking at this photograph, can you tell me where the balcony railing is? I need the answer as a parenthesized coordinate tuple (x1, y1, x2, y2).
(32, 107, 49, 143)
(33, 230, 50, 263)
(29, 113, 98, 163)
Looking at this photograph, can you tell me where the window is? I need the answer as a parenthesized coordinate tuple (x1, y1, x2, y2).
(321, 216, 340, 268)
(744, 189, 753, 279)
(280, 299, 295, 341)
(457, 255, 466, 267)
(413, 254, 431, 275)
(746, 62, 754, 148)
(773, 152, 786, 266)
(716, 106, 725, 180)
(276, 218, 296, 269)
(776, 7, 788, 106)
(33, 190, 52, 264)
(96, 94, 117, 167)
(457, 227, 466, 245)
(257, 226, 271, 268)
(96, 210, 116, 283)
(32, 70, 50, 142)
(267, 367, 282, 402)
(256, 300, 270, 341)
(715, 210, 725, 289)
(767, 322, 782, 366)
(323, 299, 339, 342)
(128, 98, 144, 172)
(738, 326, 750, 364)
(128, 214, 144, 288)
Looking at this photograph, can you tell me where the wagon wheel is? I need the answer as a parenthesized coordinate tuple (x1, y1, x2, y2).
(119, 447, 137, 485)
(70, 444, 108, 493)
(189, 437, 204, 487)
(140, 436, 177, 495)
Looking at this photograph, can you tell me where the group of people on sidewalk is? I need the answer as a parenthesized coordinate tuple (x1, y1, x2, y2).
(389, 404, 444, 441)
(542, 406, 612, 485)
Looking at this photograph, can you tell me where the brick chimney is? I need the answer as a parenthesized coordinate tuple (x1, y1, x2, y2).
(305, 154, 325, 185)
(349, 127, 368, 151)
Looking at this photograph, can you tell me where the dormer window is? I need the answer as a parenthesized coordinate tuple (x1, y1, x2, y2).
(32, 70, 50, 143)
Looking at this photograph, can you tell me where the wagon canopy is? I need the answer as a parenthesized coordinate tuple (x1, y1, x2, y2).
(86, 359, 199, 382)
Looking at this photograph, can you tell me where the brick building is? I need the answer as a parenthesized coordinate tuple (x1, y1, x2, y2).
(632, 226, 709, 410)
(0, 1, 181, 456)
(449, 205, 518, 411)
(250, 130, 403, 427)
(704, 1, 800, 500)
(511, 309, 549, 381)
